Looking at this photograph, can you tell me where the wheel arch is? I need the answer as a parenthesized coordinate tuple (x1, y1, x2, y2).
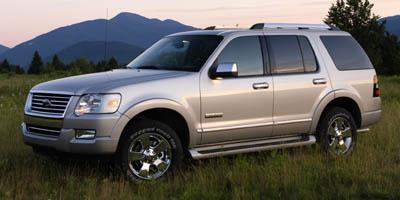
(311, 91, 363, 133)
(117, 99, 200, 152)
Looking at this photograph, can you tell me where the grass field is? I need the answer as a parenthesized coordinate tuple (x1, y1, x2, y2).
(0, 74, 399, 199)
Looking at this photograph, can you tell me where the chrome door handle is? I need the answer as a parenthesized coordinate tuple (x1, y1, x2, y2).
(253, 82, 269, 90)
(313, 78, 327, 85)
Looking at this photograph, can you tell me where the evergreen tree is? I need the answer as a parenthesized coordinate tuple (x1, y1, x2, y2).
(325, 0, 400, 74)
(107, 57, 119, 70)
(0, 59, 10, 72)
(70, 57, 94, 74)
(51, 54, 65, 70)
(381, 33, 400, 74)
(96, 60, 107, 72)
(12, 65, 25, 74)
(44, 62, 55, 73)
(28, 51, 44, 74)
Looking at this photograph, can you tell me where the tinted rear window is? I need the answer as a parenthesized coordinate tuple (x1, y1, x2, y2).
(320, 36, 373, 70)
(298, 36, 318, 72)
(267, 35, 318, 74)
(268, 35, 304, 74)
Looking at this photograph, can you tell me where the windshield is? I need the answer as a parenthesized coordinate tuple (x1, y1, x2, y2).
(127, 35, 223, 72)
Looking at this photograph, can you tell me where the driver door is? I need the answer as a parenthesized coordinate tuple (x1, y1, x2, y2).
(200, 35, 274, 144)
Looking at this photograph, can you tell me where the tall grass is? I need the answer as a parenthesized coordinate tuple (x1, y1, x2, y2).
(0, 74, 399, 199)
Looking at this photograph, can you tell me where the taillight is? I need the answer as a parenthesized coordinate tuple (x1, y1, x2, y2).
(373, 75, 380, 97)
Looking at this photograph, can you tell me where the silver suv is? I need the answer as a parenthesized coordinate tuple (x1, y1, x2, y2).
(22, 23, 381, 181)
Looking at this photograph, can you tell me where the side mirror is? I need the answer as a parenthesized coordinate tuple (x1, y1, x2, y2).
(210, 63, 238, 79)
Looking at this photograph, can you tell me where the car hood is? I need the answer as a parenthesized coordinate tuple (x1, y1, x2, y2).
(31, 69, 191, 95)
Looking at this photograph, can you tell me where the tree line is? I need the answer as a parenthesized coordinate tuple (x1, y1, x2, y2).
(0, 51, 121, 75)
(1, 0, 399, 75)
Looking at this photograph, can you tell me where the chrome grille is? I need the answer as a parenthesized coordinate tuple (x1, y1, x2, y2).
(26, 124, 61, 138)
(30, 93, 72, 116)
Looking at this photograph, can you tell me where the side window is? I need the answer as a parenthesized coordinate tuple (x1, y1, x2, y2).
(267, 35, 318, 74)
(320, 36, 373, 70)
(298, 36, 318, 72)
(217, 36, 264, 76)
(268, 35, 304, 74)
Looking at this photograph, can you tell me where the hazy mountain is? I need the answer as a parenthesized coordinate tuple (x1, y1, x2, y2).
(381, 15, 400, 37)
(46, 41, 144, 65)
(0, 44, 9, 55)
(0, 12, 196, 68)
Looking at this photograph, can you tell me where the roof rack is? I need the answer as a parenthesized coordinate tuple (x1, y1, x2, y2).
(204, 25, 243, 30)
(250, 23, 341, 31)
(204, 26, 217, 30)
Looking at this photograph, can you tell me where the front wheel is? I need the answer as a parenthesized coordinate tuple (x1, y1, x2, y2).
(116, 119, 184, 182)
(318, 107, 358, 157)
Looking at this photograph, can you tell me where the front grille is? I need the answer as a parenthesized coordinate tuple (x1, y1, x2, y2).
(26, 124, 61, 138)
(30, 93, 72, 116)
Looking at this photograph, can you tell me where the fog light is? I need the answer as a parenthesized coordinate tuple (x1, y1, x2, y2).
(75, 130, 96, 139)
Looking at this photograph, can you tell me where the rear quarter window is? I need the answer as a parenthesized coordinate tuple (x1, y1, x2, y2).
(320, 36, 373, 70)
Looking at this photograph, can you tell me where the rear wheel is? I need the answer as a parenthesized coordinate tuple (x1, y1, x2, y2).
(116, 119, 184, 182)
(318, 107, 357, 156)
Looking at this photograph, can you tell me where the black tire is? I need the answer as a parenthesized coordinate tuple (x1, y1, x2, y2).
(317, 107, 358, 157)
(116, 119, 184, 182)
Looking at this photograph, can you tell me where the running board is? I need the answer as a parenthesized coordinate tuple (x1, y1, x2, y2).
(358, 128, 370, 133)
(189, 135, 316, 160)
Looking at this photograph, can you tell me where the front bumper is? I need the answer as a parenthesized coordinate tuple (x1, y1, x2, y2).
(21, 113, 130, 154)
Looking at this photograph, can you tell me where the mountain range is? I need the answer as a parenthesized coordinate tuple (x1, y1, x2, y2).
(381, 15, 400, 38)
(46, 41, 144, 65)
(0, 45, 9, 55)
(1, 13, 399, 69)
(0, 12, 196, 69)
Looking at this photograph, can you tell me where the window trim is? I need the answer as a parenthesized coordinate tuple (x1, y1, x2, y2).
(260, 36, 271, 75)
(298, 35, 320, 73)
(265, 35, 320, 76)
(208, 35, 267, 79)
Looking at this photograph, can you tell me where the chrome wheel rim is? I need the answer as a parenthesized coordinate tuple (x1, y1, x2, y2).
(128, 132, 172, 180)
(327, 116, 353, 155)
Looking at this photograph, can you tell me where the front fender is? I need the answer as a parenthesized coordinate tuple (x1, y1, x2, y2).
(120, 98, 201, 147)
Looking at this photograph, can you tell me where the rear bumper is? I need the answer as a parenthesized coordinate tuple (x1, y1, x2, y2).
(21, 113, 130, 154)
(361, 109, 381, 128)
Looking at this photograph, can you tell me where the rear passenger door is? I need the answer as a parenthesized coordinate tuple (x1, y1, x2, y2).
(266, 35, 332, 136)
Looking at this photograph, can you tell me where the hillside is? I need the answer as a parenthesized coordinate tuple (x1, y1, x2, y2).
(0, 44, 9, 55)
(0, 12, 196, 68)
(46, 41, 143, 65)
(382, 15, 400, 37)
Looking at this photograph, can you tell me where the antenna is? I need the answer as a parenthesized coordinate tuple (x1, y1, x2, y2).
(103, 8, 109, 64)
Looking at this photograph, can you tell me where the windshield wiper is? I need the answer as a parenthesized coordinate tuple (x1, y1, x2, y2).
(135, 65, 161, 70)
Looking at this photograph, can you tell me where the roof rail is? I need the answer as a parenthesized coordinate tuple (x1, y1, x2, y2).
(204, 25, 243, 30)
(204, 26, 216, 30)
(250, 23, 340, 31)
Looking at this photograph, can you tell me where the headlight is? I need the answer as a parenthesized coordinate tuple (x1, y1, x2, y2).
(24, 93, 33, 112)
(74, 94, 121, 116)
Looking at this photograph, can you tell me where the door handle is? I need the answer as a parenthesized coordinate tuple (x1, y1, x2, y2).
(313, 78, 327, 85)
(253, 82, 269, 90)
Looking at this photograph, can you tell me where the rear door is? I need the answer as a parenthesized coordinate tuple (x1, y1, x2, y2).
(266, 34, 332, 136)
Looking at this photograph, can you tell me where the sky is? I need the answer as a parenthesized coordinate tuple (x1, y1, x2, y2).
(0, 0, 399, 48)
